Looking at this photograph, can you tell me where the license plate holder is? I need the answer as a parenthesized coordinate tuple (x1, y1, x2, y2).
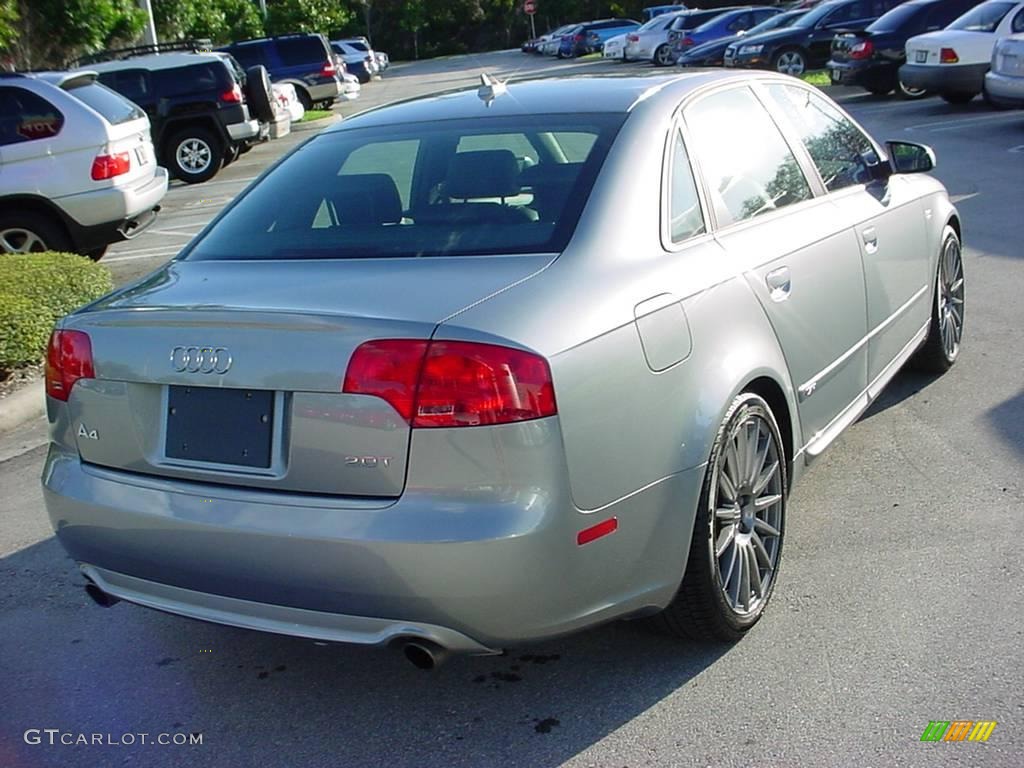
(830, 68, 842, 83)
(134, 146, 148, 166)
(165, 386, 274, 468)
(915, 50, 928, 63)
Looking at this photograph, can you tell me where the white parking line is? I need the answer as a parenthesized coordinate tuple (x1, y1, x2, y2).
(950, 192, 980, 204)
(148, 229, 201, 238)
(168, 176, 256, 190)
(1010, 145, 1024, 154)
(104, 250, 180, 263)
(904, 112, 1023, 133)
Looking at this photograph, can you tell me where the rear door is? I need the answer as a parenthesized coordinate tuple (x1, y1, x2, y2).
(683, 84, 869, 448)
(0, 85, 64, 202)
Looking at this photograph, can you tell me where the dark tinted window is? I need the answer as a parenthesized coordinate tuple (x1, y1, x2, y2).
(949, 1, 1015, 30)
(276, 37, 327, 67)
(825, 1, 868, 25)
(185, 114, 625, 261)
(225, 44, 266, 69)
(152, 62, 230, 97)
(1013, 7, 1024, 31)
(68, 82, 144, 125)
(672, 11, 721, 29)
(866, 2, 926, 31)
(684, 87, 812, 225)
(346, 40, 369, 51)
(766, 84, 876, 192)
(0, 86, 64, 145)
(100, 69, 150, 103)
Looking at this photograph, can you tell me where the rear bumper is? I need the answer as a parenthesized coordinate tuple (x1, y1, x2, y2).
(55, 167, 167, 251)
(826, 59, 897, 88)
(227, 118, 260, 142)
(42, 420, 701, 650)
(898, 62, 988, 94)
(984, 70, 1024, 106)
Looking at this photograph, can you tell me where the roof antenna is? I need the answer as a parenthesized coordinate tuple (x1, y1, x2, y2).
(477, 73, 507, 107)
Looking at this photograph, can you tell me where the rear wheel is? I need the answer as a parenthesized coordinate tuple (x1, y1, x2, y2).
(83, 245, 108, 261)
(654, 44, 673, 67)
(865, 84, 894, 96)
(653, 392, 787, 642)
(772, 48, 806, 76)
(166, 127, 223, 184)
(294, 87, 313, 111)
(940, 91, 976, 104)
(912, 226, 964, 373)
(897, 78, 929, 100)
(0, 210, 72, 254)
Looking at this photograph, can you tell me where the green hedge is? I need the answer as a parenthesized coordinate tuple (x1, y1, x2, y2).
(0, 253, 114, 372)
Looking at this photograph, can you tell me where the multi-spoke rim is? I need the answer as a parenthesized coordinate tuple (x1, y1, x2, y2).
(176, 137, 213, 174)
(711, 410, 784, 616)
(775, 51, 805, 76)
(655, 45, 673, 66)
(0, 227, 47, 253)
(938, 236, 964, 362)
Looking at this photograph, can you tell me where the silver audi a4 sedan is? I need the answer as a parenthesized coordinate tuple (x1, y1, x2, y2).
(42, 72, 964, 668)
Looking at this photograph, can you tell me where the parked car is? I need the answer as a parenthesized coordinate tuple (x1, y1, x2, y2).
(221, 34, 342, 111)
(984, 30, 1024, 103)
(536, 24, 578, 55)
(271, 82, 304, 124)
(42, 72, 963, 666)
(339, 37, 385, 75)
(333, 38, 380, 79)
(330, 41, 374, 83)
(0, 71, 167, 258)
(559, 19, 642, 57)
(828, 0, 986, 96)
(644, 3, 688, 20)
(629, 9, 729, 64)
(724, 0, 908, 75)
(673, 6, 784, 59)
(603, 31, 631, 58)
(85, 51, 272, 184)
(665, 8, 752, 63)
(900, 0, 1024, 101)
(677, 9, 809, 66)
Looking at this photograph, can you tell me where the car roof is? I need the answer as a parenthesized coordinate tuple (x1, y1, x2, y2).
(332, 72, 786, 131)
(85, 52, 226, 72)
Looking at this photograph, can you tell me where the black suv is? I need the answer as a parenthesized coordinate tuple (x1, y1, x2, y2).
(827, 0, 985, 96)
(724, 0, 908, 75)
(220, 34, 342, 111)
(81, 44, 277, 184)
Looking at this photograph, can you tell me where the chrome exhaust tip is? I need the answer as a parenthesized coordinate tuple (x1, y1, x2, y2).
(401, 640, 449, 670)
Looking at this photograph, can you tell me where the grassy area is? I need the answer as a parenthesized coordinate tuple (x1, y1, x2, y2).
(801, 70, 832, 87)
(300, 109, 334, 123)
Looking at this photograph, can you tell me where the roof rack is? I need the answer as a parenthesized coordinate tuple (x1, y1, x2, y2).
(68, 39, 214, 68)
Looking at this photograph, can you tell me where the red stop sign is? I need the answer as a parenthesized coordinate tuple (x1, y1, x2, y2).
(524, 0, 536, 14)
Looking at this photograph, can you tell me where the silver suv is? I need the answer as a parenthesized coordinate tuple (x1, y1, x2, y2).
(0, 71, 167, 259)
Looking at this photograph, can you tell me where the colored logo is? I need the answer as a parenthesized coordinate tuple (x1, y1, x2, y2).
(920, 721, 997, 742)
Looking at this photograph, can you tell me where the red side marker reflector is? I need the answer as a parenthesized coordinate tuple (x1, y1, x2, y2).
(577, 517, 618, 546)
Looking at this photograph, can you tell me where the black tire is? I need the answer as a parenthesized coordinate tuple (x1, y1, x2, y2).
(940, 91, 976, 104)
(653, 44, 673, 67)
(222, 143, 242, 168)
(911, 226, 964, 374)
(294, 87, 313, 111)
(652, 392, 787, 642)
(865, 84, 894, 96)
(244, 65, 275, 123)
(982, 84, 1007, 110)
(0, 209, 72, 254)
(896, 78, 929, 100)
(165, 126, 223, 184)
(315, 99, 335, 110)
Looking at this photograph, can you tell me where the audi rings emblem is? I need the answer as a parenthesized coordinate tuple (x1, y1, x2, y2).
(170, 346, 232, 374)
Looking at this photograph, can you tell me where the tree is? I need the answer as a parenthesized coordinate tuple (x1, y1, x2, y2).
(0, 0, 18, 56)
(7, 0, 146, 68)
(153, 0, 263, 44)
(264, 0, 353, 37)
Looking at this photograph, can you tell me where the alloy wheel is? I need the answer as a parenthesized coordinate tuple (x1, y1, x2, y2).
(711, 410, 784, 616)
(938, 235, 965, 361)
(775, 51, 805, 76)
(655, 45, 673, 66)
(0, 227, 47, 253)
(176, 137, 213, 175)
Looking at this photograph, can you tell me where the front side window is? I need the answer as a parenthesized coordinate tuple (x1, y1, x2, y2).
(949, 2, 1015, 31)
(667, 129, 705, 244)
(276, 38, 326, 67)
(0, 87, 64, 145)
(1012, 7, 1024, 32)
(765, 84, 875, 192)
(185, 114, 624, 261)
(683, 87, 811, 226)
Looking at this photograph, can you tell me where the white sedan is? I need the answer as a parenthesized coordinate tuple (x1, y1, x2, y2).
(603, 32, 629, 59)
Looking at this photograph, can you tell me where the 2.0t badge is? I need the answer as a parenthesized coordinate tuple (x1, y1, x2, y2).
(170, 346, 232, 374)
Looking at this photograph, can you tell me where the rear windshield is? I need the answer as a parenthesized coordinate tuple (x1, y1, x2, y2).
(67, 82, 144, 125)
(183, 114, 624, 261)
(346, 40, 369, 51)
(948, 1, 1014, 31)
(749, 10, 806, 34)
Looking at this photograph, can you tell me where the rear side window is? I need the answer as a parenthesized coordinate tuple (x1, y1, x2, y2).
(949, 1, 1015, 30)
(0, 87, 65, 145)
(684, 87, 811, 226)
(764, 84, 875, 192)
(276, 37, 327, 67)
(152, 63, 230, 97)
(1013, 7, 1024, 31)
(225, 44, 266, 69)
(99, 69, 150, 104)
(67, 82, 144, 125)
(184, 114, 624, 261)
(667, 129, 705, 244)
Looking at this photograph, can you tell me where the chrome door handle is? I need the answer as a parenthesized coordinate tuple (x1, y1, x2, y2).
(766, 266, 791, 302)
(862, 226, 878, 254)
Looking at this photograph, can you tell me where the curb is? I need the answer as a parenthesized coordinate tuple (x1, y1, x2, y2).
(291, 114, 342, 133)
(0, 380, 45, 433)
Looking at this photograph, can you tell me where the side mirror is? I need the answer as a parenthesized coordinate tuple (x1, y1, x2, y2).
(886, 141, 936, 173)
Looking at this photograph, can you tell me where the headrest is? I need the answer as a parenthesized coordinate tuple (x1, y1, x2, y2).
(333, 173, 402, 225)
(446, 150, 521, 199)
(519, 162, 583, 187)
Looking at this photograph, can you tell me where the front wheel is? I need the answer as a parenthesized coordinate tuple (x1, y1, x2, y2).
(773, 48, 806, 76)
(654, 44, 673, 67)
(912, 226, 964, 373)
(166, 127, 223, 184)
(652, 392, 787, 642)
(897, 78, 929, 100)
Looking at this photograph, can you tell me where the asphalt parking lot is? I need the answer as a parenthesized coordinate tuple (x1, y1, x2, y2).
(1, 50, 1022, 768)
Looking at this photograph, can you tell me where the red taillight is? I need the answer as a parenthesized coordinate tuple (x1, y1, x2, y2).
(220, 84, 242, 103)
(45, 330, 95, 401)
(627, 34, 639, 42)
(574, 34, 584, 42)
(940, 47, 958, 63)
(321, 58, 337, 76)
(343, 339, 557, 428)
(849, 40, 874, 60)
(90, 151, 130, 181)
(682, 37, 694, 47)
